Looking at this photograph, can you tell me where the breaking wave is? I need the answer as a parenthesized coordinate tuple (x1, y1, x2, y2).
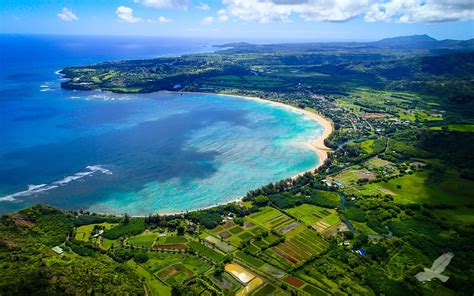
(0, 165, 112, 202)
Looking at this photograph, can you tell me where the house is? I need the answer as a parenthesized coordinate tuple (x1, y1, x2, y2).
(52, 246, 64, 255)
(322, 179, 332, 187)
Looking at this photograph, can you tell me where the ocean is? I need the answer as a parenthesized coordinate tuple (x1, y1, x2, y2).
(0, 34, 323, 215)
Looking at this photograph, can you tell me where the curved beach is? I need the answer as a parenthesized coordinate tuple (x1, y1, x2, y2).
(186, 92, 334, 175)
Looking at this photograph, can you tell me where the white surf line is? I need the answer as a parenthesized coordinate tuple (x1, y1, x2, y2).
(0, 165, 113, 202)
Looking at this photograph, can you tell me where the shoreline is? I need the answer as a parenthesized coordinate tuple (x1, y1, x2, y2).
(93, 91, 334, 217)
(53, 86, 334, 217)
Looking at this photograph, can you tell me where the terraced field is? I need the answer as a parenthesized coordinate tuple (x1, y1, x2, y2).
(266, 226, 328, 266)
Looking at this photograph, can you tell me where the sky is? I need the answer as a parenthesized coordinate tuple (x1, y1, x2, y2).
(1, 0, 473, 42)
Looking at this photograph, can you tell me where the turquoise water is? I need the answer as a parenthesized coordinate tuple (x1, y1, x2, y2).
(0, 35, 323, 215)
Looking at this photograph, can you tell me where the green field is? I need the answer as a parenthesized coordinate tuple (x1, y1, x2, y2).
(74, 222, 116, 242)
(265, 226, 328, 267)
(234, 250, 266, 268)
(430, 124, 474, 132)
(156, 235, 188, 244)
(126, 260, 171, 296)
(286, 204, 340, 231)
(188, 241, 225, 262)
(141, 253, 187, 274)
(126, 233, 158, 248)
(365, 157, 391, 169)
(155, 255, 211, 286)
(247, 207, 291, 230)
(362, 170, 474, 205)
(101, 238, 118, 250)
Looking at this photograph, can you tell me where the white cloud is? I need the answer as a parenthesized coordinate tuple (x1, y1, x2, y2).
(159, 16, 171, 23)
(135, 0, 189, 9)
(116, 6, 142, 23)
(365, 0, 474, 23)
(217, 9, 229, 22)
(220, 0, 474, 23)
(201, 16, 215, 25)
(57, 7, 79, 22)
(196, 2, 211, 10)
(147, 16, 172, 23)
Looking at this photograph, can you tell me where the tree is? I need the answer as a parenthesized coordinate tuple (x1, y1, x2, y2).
(214, 263, 224, 276)
(123, 213, 130, 225)
(177, 226, 185, 236)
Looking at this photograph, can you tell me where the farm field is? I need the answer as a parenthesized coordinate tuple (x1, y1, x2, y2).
(152, 234, 189, 251)
(188, 241, 225, 262)
(225, 263, 255, 284)
(210, 221, 259, 248)
(209, 272, 242, 294)
(236, 277, 263, 296)
(286, 204, 340, 233)
(126, 260, 171, 296)
(204, 234, 236, 252)
(153, 255, 211, 286)
(265, 226, 328, 267)
(246, 207, 292, 231)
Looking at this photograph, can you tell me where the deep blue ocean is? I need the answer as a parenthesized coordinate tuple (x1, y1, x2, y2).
(0, 35, 322, 215)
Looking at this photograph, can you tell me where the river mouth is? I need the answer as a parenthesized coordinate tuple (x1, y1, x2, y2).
(0, 91, 324, 215)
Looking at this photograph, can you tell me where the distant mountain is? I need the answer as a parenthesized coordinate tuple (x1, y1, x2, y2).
(218, 35, 474, 52)
(372, 34, 439, 49)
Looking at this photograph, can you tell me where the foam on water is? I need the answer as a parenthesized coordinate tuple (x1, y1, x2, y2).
(0, 165, 112, 202)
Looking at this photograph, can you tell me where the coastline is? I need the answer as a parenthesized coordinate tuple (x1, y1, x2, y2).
(56, 88, 334, 216)
(150, 91, 334, 215)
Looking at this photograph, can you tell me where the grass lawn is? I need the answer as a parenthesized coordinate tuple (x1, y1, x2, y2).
(365, 157, 391, 169)
(75, 222, 117, 242)
(101, 238, 118, 250)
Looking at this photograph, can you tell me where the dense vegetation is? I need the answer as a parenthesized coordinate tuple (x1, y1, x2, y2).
(1, 35, 473, 295)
